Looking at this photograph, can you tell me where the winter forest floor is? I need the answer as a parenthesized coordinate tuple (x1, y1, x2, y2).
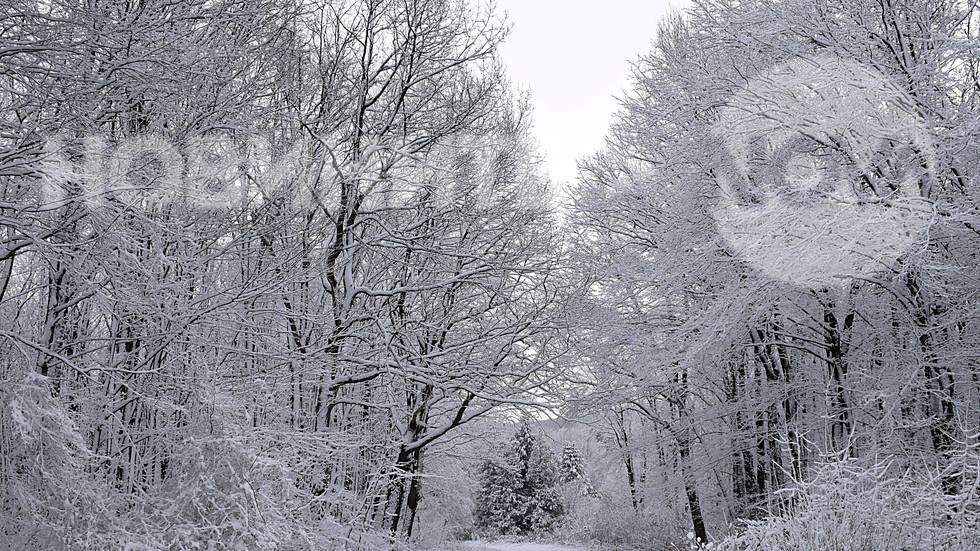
(437, 542, 595, 551)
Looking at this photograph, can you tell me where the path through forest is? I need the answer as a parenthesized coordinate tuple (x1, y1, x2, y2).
(446, 542, 594, 551)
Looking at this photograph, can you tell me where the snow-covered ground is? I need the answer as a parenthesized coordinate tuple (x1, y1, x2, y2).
(442, 542, 594, 551)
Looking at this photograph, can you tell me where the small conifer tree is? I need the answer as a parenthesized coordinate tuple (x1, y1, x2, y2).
(559, 443, 597, 497)
(473, 422, 565, 535)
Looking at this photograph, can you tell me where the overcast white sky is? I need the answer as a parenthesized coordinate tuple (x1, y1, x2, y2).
(493, 0, 690, 184)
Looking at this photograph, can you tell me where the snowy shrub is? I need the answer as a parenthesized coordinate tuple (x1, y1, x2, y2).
(714, 456, 980, 551)
(410, 453, 480, 547)
(0, 373, 395, 551)
(559, 495, 687, 551)
(0, 372, 113, 550)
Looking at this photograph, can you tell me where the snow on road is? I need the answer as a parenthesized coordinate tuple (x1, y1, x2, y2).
(449, 542, 594, 551)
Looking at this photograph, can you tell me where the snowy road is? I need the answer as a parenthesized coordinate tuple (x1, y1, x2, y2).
(448, 542, 593, 551)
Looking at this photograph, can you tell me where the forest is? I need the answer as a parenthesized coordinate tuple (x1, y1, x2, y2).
(0, 0, 978, 550)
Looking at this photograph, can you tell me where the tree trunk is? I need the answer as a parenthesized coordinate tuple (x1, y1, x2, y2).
(673, 371, 707, 543)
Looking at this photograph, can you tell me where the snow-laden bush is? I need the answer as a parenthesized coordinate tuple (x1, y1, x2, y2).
(0, 372, 114, 550)
(714, 455, 980, 551)
(0, 373, 400, 551)
(561, 497, 687, 551)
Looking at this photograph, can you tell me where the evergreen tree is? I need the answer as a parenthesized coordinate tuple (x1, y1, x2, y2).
(474, 422, 565, 535)
(559, 444, 586, 483)
(559, 443, 598, 497)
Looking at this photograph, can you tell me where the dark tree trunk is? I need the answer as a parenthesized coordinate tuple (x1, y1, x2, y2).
(611, 410, 642, 510)
(678, 427, 707, 544)
(822, 303, 854, 456)
(673, 370, 707, 544)
(906, 271, 960, 494)
(388, 446, 424, 537)
(404, 449, 423, 537)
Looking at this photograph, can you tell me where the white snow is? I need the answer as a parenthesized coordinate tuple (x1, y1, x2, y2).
(450, 542, 594, 551)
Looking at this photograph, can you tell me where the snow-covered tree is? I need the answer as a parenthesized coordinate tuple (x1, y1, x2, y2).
(569, 0, 980, 545)
(0, 0, 564, 547)
(474, 422, 565, 535)
(559, 444, 586, 484)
